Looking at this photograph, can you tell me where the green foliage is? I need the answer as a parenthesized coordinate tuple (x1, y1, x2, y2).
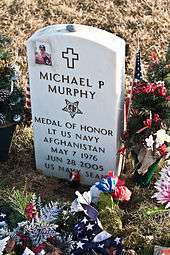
(97, 193, 123, 235)
(0, 35, 25, 126)
(0, 199, 25, 229)
(97, 192, 115, 211)
(1, 186, 33, 216)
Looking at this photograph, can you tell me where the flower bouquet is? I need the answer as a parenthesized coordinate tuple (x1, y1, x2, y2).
(126, 44, 170, 186)
(2, 194, 73, 255)
(0, 177, 131, 255)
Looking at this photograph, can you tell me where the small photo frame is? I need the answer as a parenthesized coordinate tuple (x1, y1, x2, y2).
(35, 42, 52, 66)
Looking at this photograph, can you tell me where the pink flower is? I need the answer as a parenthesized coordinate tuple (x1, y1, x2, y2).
(112, 186, 132, 201)
(152, 167, 170, 208)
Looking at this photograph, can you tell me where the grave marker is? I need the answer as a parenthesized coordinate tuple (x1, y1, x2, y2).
(27, 24, 125, 185)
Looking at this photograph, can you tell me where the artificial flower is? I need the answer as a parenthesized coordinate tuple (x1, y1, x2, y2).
(159, 144, 168, 156)
(95, 173, 118, 192)
(156, 129, 170, 147)
(112, 186, 132, 202)
(145, 135, 154, 149)
(32, 243, 46, 254)
(157, 86, 167, 96)
(25, 202, 37, 220)
(142, 84, 153, 93)
(153, 113, 160, 122)
(152, 164, 170, 208)
(107, 171, 125, 187)
(144, 119, 152, 127)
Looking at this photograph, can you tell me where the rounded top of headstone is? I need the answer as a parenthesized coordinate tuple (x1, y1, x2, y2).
(27, 24, 125, 51)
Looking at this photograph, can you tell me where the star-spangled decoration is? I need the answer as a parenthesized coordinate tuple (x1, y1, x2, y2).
(98, 243, 104, 248)
(86, 223, 94, 231)
(134, 49, 142, 81)
(72, 213, 123, 255)
(82, 217, 88, 224)
(62, 99, 83, 118)
(0, 214, 6, 218)
(76, 241, 84, 249)
(114, 237, 121, 244)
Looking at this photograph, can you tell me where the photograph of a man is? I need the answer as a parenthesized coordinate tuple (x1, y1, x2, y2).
(35, 43, 52, 66)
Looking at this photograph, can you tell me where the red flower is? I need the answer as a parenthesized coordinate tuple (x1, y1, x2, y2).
(25, 202, 37, 220)
(142, 84, 153, 93)
(166, 96, 170, 101)
(157, 86, 167, 96)
(144, 119, 152, 127)
(159, 143, 168, 156)
(153, 113, 160, 122)
(112, 186, 132, 201)
(32, 243, 46, 254)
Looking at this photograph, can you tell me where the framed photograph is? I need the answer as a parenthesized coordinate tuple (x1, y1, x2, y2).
(35, 42, 52, 66)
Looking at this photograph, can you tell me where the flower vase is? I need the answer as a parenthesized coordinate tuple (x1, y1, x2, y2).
(0, 124, 16, 161)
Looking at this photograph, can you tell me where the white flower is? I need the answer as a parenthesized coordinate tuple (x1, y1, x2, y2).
(156, 129, 170, 148)
(145, 135, 154, 149)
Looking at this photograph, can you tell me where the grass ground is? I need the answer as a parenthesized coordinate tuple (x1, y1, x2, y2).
(0, 0, 170, 254)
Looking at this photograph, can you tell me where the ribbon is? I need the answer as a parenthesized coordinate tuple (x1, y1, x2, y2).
(95, 176, 117, 192)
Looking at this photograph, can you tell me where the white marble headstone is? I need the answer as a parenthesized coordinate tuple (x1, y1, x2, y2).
(27, 24, 125, 185)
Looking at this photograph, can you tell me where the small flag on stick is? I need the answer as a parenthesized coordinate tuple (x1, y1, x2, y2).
(134, 49, 142, 81)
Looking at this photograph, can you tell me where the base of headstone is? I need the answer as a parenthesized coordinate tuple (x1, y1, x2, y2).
(0, 124, 16, 161)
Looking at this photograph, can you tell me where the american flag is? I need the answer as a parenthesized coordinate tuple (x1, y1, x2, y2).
(134, 49, 142, 82)
(71, 215, 123, 255)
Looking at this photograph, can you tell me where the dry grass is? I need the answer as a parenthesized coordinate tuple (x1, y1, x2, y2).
(0, 0, 170, 254)
(0, 0, 169, 78)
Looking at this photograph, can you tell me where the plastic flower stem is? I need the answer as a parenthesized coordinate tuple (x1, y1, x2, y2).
(135, 157, 162, 187)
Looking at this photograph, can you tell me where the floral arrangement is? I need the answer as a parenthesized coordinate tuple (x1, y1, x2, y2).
(8, 195, 73, 255)
(0, 35, 25, 127)
(152, 160, 170, 209)
(126, 44, 170, 186)
(0, 171, 132, 255)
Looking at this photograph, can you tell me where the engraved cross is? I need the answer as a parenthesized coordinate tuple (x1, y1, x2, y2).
(62, 48, 79, 69)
